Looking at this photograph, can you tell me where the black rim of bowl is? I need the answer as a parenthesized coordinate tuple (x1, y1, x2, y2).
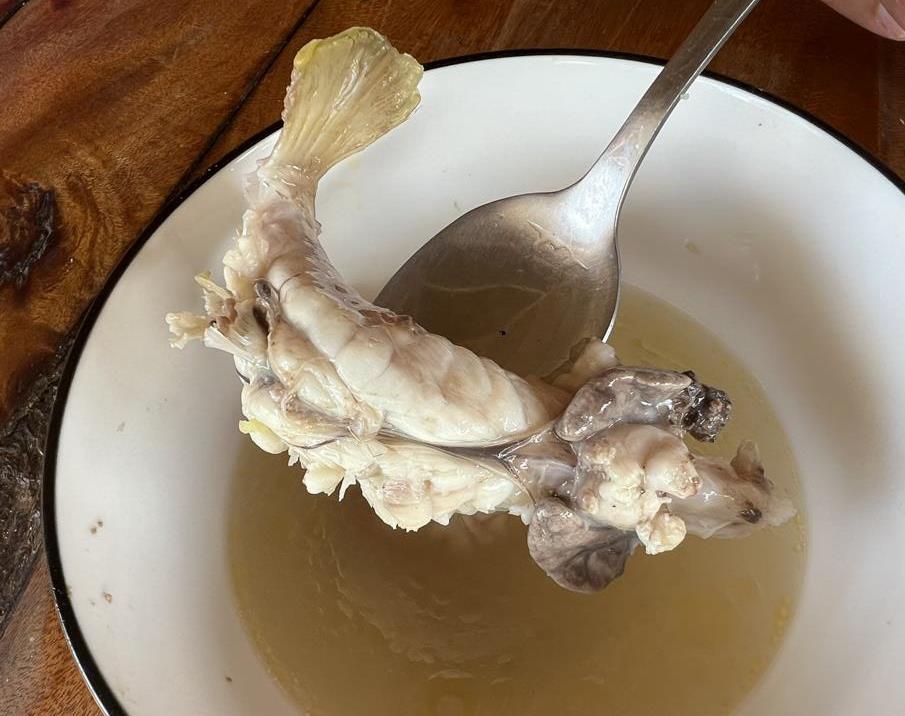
(41, 49, 905, 716)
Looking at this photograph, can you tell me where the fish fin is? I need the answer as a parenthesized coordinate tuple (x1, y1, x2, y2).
(527, 498, 638, 593)
(165, 311, 208, 348)
(260, 27, 422, 193)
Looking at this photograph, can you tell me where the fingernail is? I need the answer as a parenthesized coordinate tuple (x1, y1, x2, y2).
(877, 3, 905, 40)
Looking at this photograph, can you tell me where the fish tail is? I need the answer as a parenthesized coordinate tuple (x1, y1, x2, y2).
(259, 27, 422, 193)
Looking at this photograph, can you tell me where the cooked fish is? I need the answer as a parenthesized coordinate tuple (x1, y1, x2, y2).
(167, 27, 793, 591)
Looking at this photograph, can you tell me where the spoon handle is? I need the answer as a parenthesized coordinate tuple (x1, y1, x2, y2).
(570, 0, 760, 219)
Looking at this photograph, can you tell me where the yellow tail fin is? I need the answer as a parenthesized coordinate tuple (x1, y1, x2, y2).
(260, 27, 422, 192)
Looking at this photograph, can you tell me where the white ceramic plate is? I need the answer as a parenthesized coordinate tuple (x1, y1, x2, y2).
(46, 53, 905, 715)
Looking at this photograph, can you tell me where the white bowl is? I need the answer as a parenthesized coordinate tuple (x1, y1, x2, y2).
(45, 52, 905, 715)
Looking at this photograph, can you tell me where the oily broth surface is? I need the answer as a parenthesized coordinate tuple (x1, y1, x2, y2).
(229, 284, 805, 715)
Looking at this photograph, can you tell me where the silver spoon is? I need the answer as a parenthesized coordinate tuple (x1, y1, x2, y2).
(378, 0, 759, 377)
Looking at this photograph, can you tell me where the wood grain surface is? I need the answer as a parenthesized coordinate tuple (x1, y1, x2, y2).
(0, 0, 902, 713)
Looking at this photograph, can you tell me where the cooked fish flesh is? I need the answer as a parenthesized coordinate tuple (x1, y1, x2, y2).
(167, 27, 794, 591)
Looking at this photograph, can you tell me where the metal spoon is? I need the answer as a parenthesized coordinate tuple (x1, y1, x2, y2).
(378, 0, 759, 377)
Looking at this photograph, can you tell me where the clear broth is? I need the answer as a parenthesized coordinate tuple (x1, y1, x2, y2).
(229, 285, 806, 715)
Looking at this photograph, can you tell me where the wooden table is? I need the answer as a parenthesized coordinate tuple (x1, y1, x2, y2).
(0, 0, 902, 713)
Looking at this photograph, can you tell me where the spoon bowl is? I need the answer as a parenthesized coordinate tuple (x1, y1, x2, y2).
(378, 0, 759, 375)
(376, 192, 618, 376)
